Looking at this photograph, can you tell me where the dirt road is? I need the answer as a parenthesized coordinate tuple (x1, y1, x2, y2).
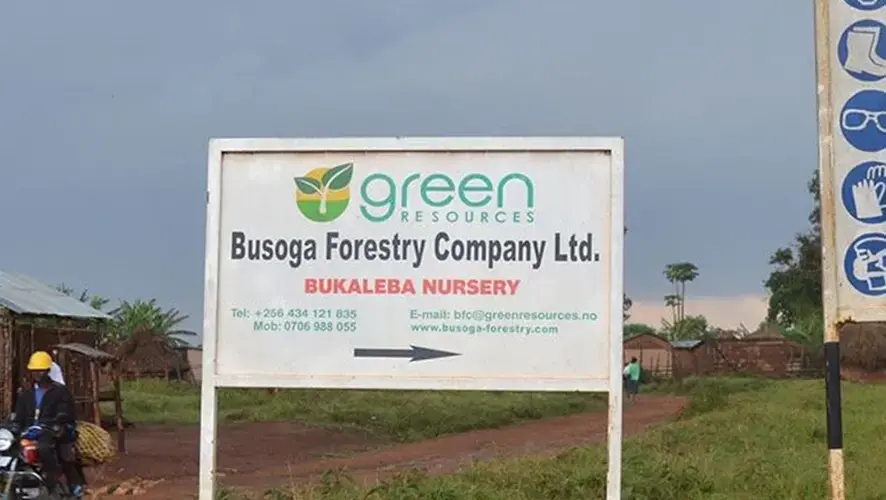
(90, 395, 686, 497)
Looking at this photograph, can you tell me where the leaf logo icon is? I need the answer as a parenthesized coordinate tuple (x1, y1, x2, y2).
(294, 163, 354, 223)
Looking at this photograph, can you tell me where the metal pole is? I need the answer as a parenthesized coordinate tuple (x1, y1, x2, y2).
(824, 338, 845, 500)
(813, 0, 845, 498)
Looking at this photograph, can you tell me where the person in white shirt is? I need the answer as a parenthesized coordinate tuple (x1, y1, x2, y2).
(48, 350, 65, 386)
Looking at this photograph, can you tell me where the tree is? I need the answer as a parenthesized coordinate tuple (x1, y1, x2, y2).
(664, 294, 682, 327)
(661, 262, 700, 340)
(662, 314, 709, 340)
(764, 170, 822, 327)
(55, 284, 112, 343)
(663, 262, 699, 323)
(623, 294, 633, 322)
(780, 314, 824, 355)
(623, 226, 632, 321)
(109, 299, 197, 348)
(56, 284, 199, 350)
(624, 323, 657, 338)
(57, 284, 110, 312)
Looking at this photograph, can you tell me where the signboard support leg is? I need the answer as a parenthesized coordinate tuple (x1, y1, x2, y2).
(606, 140, 624, 500)
(198, 382, 218, 499)
(605, 378, 623, 500)
(813, 0, 845, 498)
(824, 336, 845, 500)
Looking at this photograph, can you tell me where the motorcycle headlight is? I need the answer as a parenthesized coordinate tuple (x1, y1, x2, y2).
(0, 428, 13, 452)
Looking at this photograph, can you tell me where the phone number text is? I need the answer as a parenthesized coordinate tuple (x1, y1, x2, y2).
(251, 320, 358, 333)
(230, 307, 358, 320)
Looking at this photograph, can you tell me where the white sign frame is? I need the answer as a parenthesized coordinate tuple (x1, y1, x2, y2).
(198, 137, 625, 500)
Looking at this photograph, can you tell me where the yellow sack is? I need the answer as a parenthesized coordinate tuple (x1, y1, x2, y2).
(74, 421, 116, 465)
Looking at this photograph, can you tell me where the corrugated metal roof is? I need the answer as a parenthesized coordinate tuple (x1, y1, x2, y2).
(0, 271, 111, 320)
(53, 342, 117, 360)
(670, 339, 703, 349)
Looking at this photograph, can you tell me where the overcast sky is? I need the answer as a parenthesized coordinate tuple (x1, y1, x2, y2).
(0, 1, 818, 333)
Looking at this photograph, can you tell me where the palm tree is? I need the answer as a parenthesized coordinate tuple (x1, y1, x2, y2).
(664, 294, 682, 329)
(109, 299, 198, 348)
(623, 226, 633, 321)
(663, 262, 699, 323)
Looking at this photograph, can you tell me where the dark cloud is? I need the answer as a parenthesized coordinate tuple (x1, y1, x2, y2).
(0, 0, 817, 333)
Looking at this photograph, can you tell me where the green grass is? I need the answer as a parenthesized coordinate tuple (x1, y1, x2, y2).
(106, 379, 606, 441)
(214, 377, 886, 500)
(642, 375, 772, 418)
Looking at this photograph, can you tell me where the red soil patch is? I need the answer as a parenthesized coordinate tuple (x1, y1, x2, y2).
(89, 395, 686, 498)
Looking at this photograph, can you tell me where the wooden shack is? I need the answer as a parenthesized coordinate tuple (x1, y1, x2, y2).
(0, 271, 110, 422)
(623, 333, 675, 376)
(675, 328, 811, 378)
(670, 338, 706, 377)
(53, 342, 126, 452)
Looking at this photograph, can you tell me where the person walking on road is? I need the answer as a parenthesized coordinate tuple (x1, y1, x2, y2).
(623, 357, 641, 403)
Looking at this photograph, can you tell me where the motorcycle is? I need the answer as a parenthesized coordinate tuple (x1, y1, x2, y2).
(0, 414, 78, 499)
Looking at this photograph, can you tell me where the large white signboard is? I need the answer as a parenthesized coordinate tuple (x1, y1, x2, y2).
(821, 0, 886, 321)
(199, 137, 624, 500)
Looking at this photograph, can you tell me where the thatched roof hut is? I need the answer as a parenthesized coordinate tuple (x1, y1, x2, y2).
(112, 327, 190, 381)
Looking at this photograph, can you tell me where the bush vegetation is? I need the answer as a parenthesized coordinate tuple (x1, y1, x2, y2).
(107, 379, 606, 441)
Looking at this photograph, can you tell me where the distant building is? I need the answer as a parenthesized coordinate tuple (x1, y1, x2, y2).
(177, 346, 202, 383)
(623, 332, 702, 376)
(171, 334, 202, 383)
(624, 327, 813, 378)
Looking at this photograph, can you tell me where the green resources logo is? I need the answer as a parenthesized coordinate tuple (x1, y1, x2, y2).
(293, 162, 536, 225)
(293, 163, 354, 223)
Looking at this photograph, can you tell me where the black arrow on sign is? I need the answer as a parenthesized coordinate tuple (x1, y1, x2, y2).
(353, 345, 461, 362)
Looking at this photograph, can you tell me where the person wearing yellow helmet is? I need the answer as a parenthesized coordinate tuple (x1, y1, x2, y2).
(14, 351, 85, 496)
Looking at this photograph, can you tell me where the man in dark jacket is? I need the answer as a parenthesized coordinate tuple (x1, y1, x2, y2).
(14, 351, 85, 496)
